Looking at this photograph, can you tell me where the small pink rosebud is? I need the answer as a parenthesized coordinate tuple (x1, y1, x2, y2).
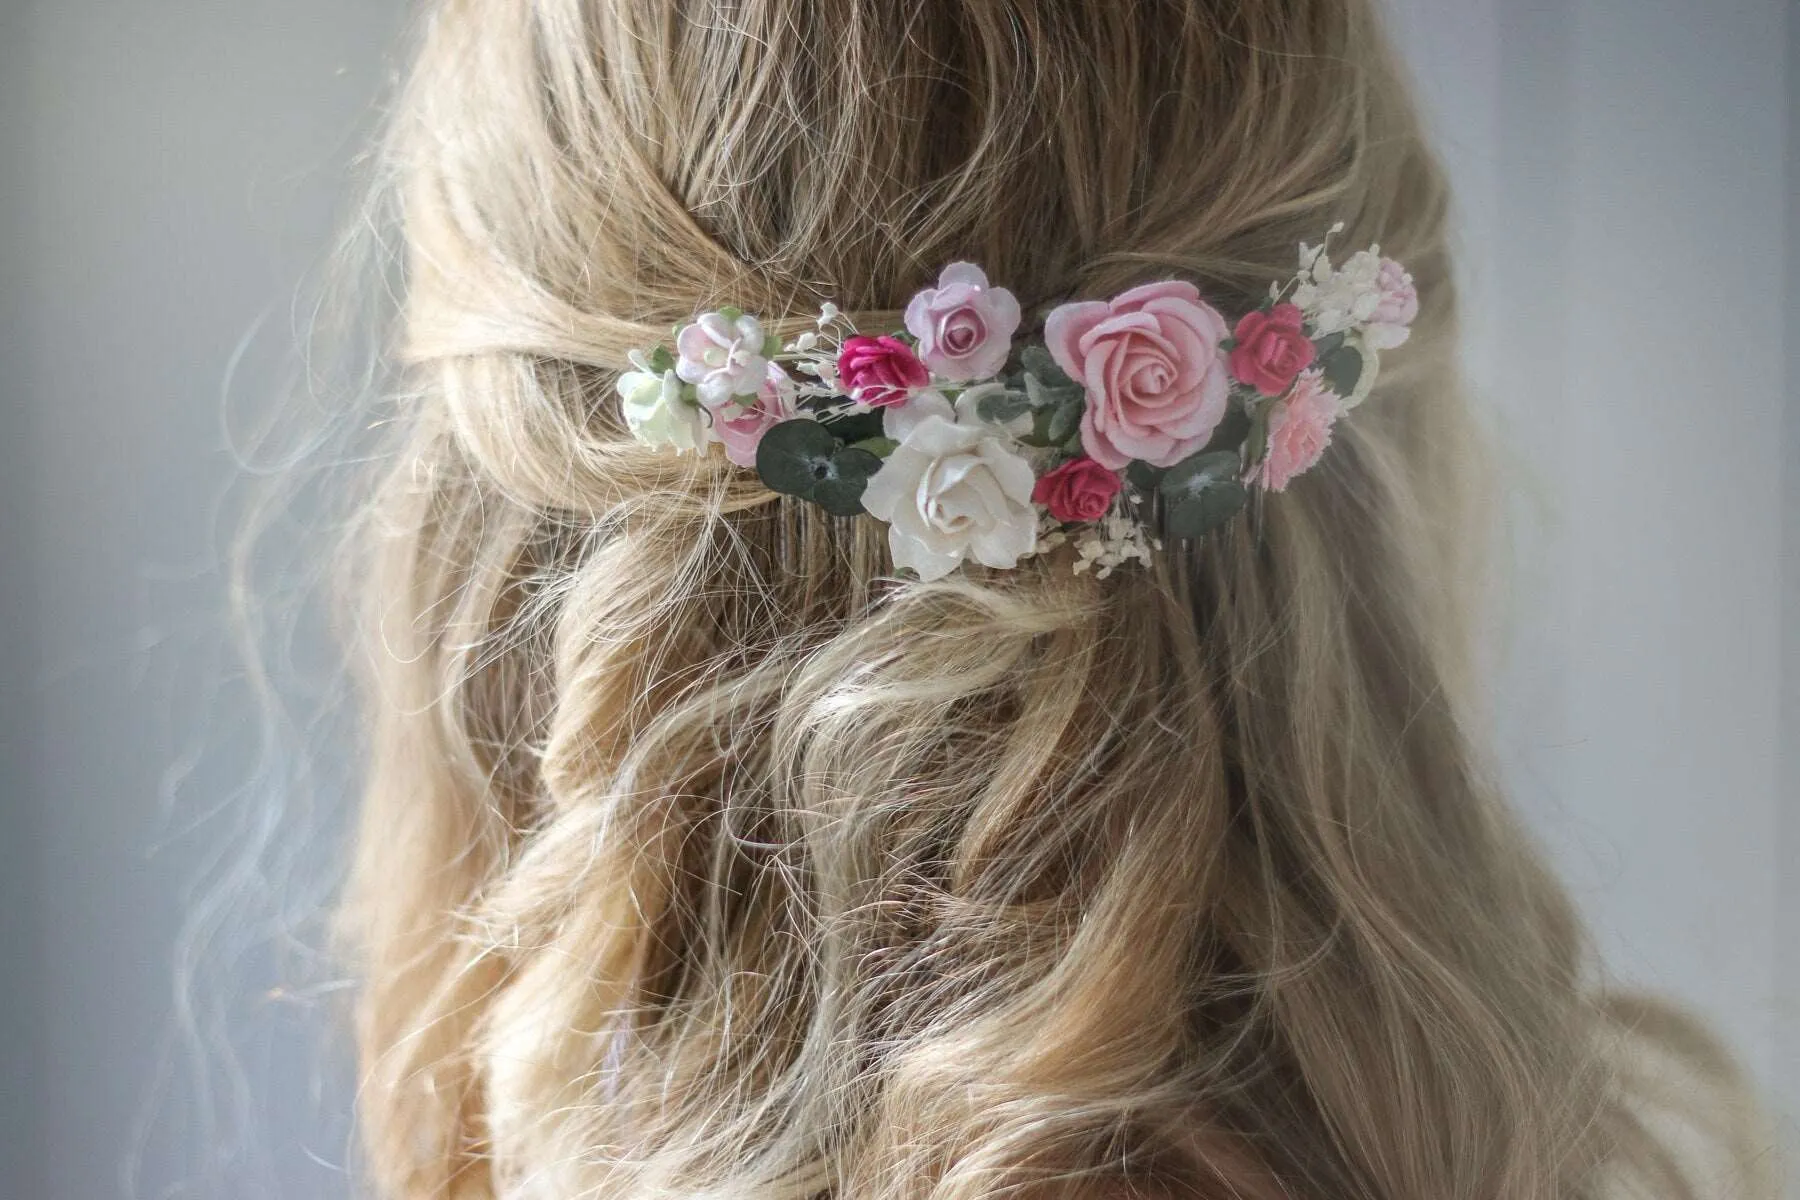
(1228, 303, 1316, 397)
(1031, 456, 1123, 524)
(837, 335, 929, 407)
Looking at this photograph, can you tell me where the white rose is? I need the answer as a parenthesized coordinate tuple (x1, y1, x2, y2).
(861, 392, 1038, 581)
(617, 357, 709, 453)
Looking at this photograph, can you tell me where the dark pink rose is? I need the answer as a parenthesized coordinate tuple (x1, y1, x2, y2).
(1031, 456, 1122, 523)
(837, 335, 928, 407)
(1045, 281, 1232, 470)
(1228, 303, 1316, 397)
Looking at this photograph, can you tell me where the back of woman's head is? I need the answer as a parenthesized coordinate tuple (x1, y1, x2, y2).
(338, 1, 1778, 1196)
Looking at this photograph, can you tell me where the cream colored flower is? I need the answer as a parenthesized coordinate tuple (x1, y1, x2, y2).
(861, 393, 1038, 581)
(617, 357, 709, 453)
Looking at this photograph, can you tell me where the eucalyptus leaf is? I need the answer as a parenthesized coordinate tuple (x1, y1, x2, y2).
(1126, 460, 1166, 490)
(831, 447, 884, 481)
(1164, 481, 1248, 538)
(756, 419, 840, 496)
(813, 475, 870, 516)
(1319, 344, 1364, 397)
(1199, 405, 1252, 456)
(817, 406, 885, 444)
(1158, 450, 1243, 501)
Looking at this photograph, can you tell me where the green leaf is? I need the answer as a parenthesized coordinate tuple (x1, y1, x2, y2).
(647, 345, 676, 374)
(718, 305, 744, 323)
(813, 475, 870, 516)
(1044, 396, 1083, 447)
(1312, 330, 1347, 358)
(1022, 370, 1084, 412)
(756, 419, 840, 496)
(831, 446, 884, 481)
(1020, 344, 1075, 388)
(974, 387, 1034, 425)
(1126, 460, 1166, 490)
(849, 436, 899, 458)
(817, 406, 885, 445)
(1199, 405, 1252, 456)
(762, 334, 783, 358)
(1164, 481, 1248, 538)
(1159, 450, 1243, 499)
(1319, 344, 1364, 397)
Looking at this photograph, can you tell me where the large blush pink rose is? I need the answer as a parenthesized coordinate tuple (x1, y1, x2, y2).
(903, 262, 1022, 381)
(1229, 303, 1316, 397)
(1045, 281, 1232, 470)
(708, 362, 797, 468)
(1252, 368, 1341, 492)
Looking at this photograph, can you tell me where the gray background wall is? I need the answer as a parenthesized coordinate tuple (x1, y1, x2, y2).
(0, 1, 1793, 1197)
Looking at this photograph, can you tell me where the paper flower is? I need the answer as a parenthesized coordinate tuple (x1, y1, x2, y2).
(903, 262, 1022, 381)
(860, 392, 1038, 580)
(1045, 281, 1232, 469)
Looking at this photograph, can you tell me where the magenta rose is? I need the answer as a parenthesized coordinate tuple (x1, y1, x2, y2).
(709, 362, 797, 468)
(1045, 280, 1232, 470)
(903, 262, 1022, 381)
(1229, 303, 1316, 397)
(838, 334, 929, 407)
(1252, 368, 1341, 492)
(1031, 456, 1122, 523)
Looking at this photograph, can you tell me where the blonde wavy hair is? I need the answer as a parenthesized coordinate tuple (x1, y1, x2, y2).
(336, 1, 1782, 1196)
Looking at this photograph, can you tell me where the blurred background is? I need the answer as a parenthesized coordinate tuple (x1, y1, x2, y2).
(0, 0, 1794, 1196)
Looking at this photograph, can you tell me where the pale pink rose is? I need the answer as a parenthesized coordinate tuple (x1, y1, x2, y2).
(903, 262, 1022, 381)
(1365, 258, 1418, 350)
(1253, 368, 1341, 492)
(675, 310, 771, 405)
(1045, 280, 1232, 470)
(709, 362, 797, 468)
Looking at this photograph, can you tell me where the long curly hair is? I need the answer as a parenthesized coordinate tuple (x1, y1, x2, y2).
(335, 1, 1780, 1196)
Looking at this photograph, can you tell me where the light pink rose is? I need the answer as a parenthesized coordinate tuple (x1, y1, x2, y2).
(1045, 280, 1232, 470)
(1253, 368, 1341, 492)
(709, 362, 797, 468)
(903, 262, 1022, 381)
(1031, 456, 1121, 523)
(1365, 257, 1418, 350)
(675, 310, 771, 406)
(1229, 302, 1316, 397)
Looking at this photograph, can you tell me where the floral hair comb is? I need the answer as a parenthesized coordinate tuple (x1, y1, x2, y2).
(616, 224, 1417, 580)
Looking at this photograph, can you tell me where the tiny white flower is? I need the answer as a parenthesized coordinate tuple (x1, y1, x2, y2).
(675, 311, 771, 406)
(862, 392, 1039, 581)
(617, 356, 709, 453)
(1293, 247, 1384, 336)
